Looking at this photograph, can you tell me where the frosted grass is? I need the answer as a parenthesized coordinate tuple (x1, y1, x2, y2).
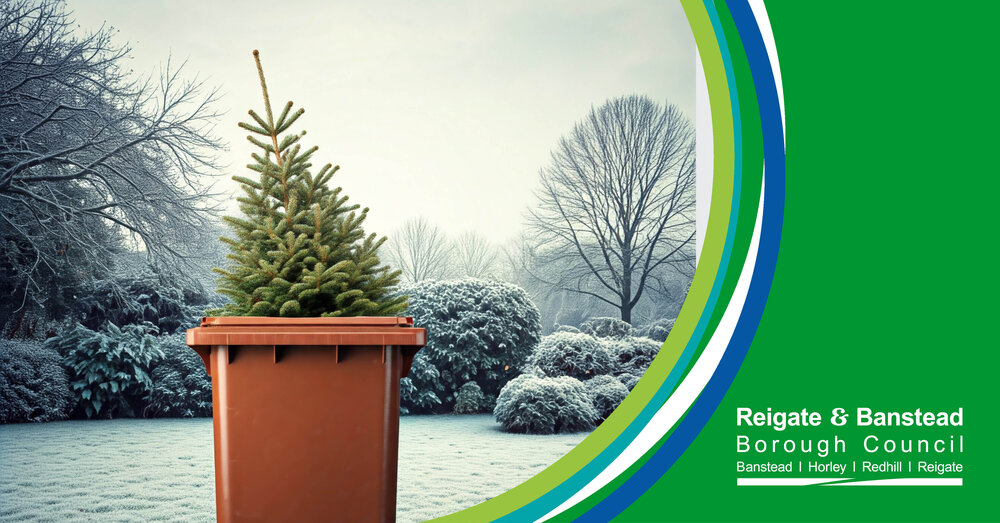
(0, 415, 585, 522)
(397, 415, 586, 522)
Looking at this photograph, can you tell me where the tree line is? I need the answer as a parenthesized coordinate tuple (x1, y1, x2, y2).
(384, 97, 695, 329)
(1, 0, 695, 336)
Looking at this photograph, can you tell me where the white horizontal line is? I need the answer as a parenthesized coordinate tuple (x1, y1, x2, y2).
(737, 478, 848, 486)
(826, 478, 962, 486)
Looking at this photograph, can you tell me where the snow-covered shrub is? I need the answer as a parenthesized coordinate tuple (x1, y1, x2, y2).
(494, 374, 597, 434)
(619, 372, 642, 391)
(401, 278, 541, 413)
(529, 332, 613, 380)
(453, 381, 486, 414)
(635, 318, 675, 342)
(584, 375, 629, 421)
(145, 334, 212, 418)
(0, 339, 73, 423)
(606, 336, 662, 378)
(553, 324, 581, 334)
(47, 322, 162, 419)
(580, 317, 632, 339)
(400, 356, 442, 414)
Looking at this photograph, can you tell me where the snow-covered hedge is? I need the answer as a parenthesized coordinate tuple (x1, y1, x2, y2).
(494, 374, 597, 434)
(146, 334, 212, 418)
(584, 375, 629, 421)
(400, 279, 541, 413)
(580, 317, 632, 339)
(529, 332, 613, 380)
(74, 272, 214, 335)
(635, 318, 675, 342)
(605, 336, 662, 378)
(0, 339, 73, 423)
(453, 382, 486, 414)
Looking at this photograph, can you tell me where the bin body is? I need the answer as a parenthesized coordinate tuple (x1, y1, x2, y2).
(186, 317, 425, 523)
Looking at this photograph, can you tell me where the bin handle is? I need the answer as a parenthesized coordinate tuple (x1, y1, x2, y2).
(194, 347, 211, 376)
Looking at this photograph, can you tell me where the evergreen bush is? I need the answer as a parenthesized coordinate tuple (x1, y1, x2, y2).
(494, 374, 597, 434)
(400, 356, 442, 414)
(75, 271, 211, 335)
(635, 318, 675, 342)
(0, 339, 73, 423)
(619, 372, 642, 391)
(606, 336, 662, 378)
(146, 334, 212, 418)
(584, 375, 629, 421)
(453, 381, 485, 414)
(400, 278, 541, 413)
(529, 332, 613, 380)
(46, 322, 162, 418)
(579, 317, 633, 339)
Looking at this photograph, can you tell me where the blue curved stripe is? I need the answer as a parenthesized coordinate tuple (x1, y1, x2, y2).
(576, 0, 786, 519)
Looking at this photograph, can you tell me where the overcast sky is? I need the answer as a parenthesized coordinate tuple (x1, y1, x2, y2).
(68, 0, 695, 243)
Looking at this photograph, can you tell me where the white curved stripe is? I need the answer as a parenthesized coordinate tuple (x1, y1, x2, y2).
(695, 49, 713, 264)
(538, 176, 765, 522)
(739, 478, 849, 486)
(747, 0, 785, 142)
(828, 478, 962, 486)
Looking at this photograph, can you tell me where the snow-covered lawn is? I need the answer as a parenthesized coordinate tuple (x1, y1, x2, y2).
(0, 415, 586, 522)
(398, 415, 585, 522)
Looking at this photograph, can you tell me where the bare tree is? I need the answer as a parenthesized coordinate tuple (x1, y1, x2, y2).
(0, 0, 223, 326)
(525, 95, 695, 323)
(452, 231, 497, 279)
(383, 216, 453, 284)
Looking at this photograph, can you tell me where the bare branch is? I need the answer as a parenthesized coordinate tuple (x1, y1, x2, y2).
(0, 0, 225, 324)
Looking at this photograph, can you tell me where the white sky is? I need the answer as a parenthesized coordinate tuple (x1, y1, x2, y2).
(68, 0, 695, 243)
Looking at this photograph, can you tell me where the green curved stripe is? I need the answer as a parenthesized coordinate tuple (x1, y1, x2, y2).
(432, 1, 737, 520)
(697, 0, 763, 359)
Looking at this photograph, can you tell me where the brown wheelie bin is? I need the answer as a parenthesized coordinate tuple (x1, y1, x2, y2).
(187, 316, 426, 522)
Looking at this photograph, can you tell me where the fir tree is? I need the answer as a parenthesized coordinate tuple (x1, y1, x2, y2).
(210, 50, 407, 317)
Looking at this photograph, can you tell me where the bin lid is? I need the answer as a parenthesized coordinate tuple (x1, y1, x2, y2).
(198, 316, 416, 327)
(186, 316, 426, 349)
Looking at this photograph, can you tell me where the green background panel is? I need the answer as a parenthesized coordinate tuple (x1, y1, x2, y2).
(617, 2, 999, 522)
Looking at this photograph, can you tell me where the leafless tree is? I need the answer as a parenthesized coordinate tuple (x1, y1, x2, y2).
(0, 0, 224, 326)
(452, 231, 497, 279)
(383, 216, 453, 284)
(525, 95, 695, 323)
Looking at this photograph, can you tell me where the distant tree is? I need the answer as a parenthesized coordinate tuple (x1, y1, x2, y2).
(453, 231, 497, 279)
(496, 235, 532, 285)
(383, 216, 453, 283)
(0, 0, 223, 331)
(526, 95, 696, 323)
(497, 234, 599, 333)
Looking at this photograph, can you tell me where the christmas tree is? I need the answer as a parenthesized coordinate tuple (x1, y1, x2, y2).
(210, 50, 407, 317)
